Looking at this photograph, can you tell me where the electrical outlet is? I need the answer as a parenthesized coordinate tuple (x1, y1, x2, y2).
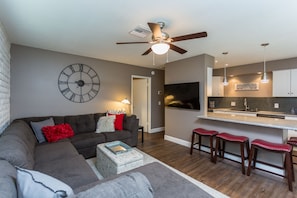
(274, 103, 279, 108)
(231, 101, 236, 107)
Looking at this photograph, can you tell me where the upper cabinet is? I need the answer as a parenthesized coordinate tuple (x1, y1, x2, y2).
(273, 69, 297, 97)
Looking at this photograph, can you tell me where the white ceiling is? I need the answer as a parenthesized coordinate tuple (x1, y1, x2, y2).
(0, 0, 297, 69)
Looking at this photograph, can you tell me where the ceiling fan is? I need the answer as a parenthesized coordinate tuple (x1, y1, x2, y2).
(116, 22, 207, 56)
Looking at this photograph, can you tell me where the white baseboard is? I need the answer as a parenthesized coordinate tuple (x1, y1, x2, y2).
(164, 135, 191, 147)
(149, 127, 164, 133)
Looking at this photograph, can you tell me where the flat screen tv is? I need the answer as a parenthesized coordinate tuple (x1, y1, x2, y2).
(164, 82, 200, 110)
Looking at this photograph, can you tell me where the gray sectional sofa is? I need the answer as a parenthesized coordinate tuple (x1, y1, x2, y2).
(19, 113, 139, 159)
(0, 113, 215, 198)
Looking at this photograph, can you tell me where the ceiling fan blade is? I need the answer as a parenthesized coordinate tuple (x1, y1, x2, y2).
(148, 22, 162, 39)
(170, 44, 187, 54)
(142, 48, 152, 56)
(171, 32, 207, 42)
(116, 41, 149, 44)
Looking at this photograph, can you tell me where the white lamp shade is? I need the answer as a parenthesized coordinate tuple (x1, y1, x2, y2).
(121, 98, 130, 104)
(151, 43, 170, 55)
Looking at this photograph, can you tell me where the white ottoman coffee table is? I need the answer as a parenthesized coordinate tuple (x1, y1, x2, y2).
(96, 141, 144, 178)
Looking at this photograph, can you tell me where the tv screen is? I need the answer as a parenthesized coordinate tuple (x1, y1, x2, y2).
(164, 82, 200, 110)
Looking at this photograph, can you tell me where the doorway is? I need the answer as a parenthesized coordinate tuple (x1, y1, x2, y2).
(131, 75, 151, 133)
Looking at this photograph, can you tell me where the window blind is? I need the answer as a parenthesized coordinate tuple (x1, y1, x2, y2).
(0, 22, 10, 134)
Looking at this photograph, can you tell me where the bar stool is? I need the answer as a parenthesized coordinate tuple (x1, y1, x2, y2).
(214, 132, 249, 175)
(287, 137, 297, 165)
(190, 128, 218, 162)
(247, 139, 294, 191)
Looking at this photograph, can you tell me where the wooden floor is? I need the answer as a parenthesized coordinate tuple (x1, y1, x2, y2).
(137, 132, 297, 198)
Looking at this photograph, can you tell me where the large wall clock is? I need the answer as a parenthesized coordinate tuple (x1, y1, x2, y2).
(58, 63, 100, 103)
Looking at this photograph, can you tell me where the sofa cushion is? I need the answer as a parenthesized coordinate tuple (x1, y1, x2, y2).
(103, 130, 132, 142)
(34, 155, 98, 189)
(16, 167, 74, 198)
(30, 117, 55, 143)
(34, 141, 79, 165)
(2, 120, 37, 153)
(65, 114, 96, 134)
(70, 133, 106, 150)
(75, 172, 153, 198)
(42, 123, 74, 142)
(0, 177, 17, 198)
(0, 160, 17, 178)
(0, 135, 34, 169)
(96, 116, 115, 133)
(108, 113, 125, 130)
(94, 113, 106, 124)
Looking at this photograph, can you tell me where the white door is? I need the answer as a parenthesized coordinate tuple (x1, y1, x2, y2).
(132, 77, 149, 132)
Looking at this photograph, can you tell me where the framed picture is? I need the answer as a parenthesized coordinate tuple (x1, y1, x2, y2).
(235, 83, 259, 91)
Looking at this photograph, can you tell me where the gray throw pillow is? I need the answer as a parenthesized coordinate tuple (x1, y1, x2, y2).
(30, 118, 55, 143)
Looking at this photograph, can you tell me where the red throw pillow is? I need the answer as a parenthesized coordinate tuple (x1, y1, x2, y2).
(108, 113, 125, 130)
(42, 123, 74, 143)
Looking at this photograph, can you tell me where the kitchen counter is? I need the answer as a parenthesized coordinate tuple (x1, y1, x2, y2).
(210, 108, 297, 118)
(196, 112, 297, 175)
(198, 112, 297, 130)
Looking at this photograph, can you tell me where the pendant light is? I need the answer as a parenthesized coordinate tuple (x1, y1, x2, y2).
(223, 64, 229, 86)
(222, 52, 229, 86)
(261, 43, 269, 83)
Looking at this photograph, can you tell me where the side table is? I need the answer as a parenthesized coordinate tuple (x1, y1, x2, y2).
(139, 126, 144, 143)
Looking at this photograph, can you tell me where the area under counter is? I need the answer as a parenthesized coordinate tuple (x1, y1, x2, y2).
(196, 112, 297, 175)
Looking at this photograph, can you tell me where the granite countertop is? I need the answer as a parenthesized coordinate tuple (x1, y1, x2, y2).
(198, 112, 297, 130)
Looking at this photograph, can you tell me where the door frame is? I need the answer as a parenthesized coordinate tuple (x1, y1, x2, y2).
(131, 75, 151, 133)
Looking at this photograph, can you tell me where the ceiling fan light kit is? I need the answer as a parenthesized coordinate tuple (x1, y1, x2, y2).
(151, 42, 170, 55)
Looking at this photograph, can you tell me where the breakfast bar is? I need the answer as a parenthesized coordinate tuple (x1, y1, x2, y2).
(196, 112, 297, 175)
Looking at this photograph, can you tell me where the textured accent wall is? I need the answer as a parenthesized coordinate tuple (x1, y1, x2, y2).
(0, 21, 10, 134)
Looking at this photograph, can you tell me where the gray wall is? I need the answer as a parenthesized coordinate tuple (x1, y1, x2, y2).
(164, 54, 214, 142)
(10, 45, 164, 129)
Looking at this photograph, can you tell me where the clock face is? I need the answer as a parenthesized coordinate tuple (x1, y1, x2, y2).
(58, 64, 100, 103)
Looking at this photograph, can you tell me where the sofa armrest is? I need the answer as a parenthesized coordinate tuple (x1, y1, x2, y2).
(123, 115, 139, 146)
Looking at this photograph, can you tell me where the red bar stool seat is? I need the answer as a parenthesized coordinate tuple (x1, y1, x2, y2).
(287, 137, 297, 165)
(247, 139, 294, 191)
(214, 132, 250, 175)
(190, 128, 218, 162)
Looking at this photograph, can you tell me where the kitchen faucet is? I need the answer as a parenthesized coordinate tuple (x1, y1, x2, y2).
(244, 98, 249, 111)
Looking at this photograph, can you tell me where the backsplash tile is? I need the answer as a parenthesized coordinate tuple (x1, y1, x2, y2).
(208, 97, 297, 114)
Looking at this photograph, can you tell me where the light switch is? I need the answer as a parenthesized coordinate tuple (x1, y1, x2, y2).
(231, 101, 236, 107)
